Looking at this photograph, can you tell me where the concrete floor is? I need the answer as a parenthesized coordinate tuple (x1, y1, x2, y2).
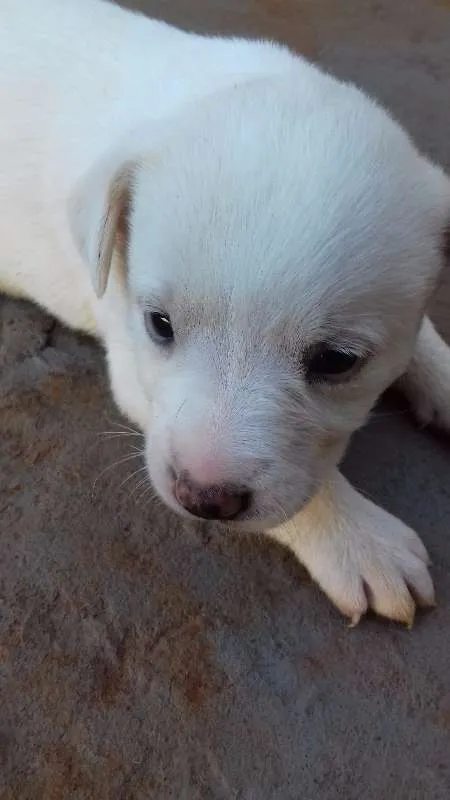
(1, 1, 450, 798)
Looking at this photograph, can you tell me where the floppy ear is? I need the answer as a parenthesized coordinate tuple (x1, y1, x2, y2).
(69, 153, 135, 298)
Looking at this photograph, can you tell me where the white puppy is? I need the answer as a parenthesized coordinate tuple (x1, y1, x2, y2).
(1, 0, 450, 625)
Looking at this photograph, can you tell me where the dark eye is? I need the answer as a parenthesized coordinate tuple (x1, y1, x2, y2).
(144, 311, 174, 344)
(306, 346, 359, 383)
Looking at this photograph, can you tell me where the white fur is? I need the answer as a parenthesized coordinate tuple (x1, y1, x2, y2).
(273, 469, 435, 626)
(1, 0, 450, 624)
(399, 316, 450, 431)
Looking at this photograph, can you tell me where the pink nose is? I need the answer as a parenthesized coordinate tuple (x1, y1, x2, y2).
(174, 473, 251, 521)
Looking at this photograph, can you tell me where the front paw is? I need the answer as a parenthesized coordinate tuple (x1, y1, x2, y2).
(404, 374, 450, 432)
(401, 316, 450, 432)
(271, 475, 435, 626)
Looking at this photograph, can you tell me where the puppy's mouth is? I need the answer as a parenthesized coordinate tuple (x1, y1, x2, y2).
(156, 468, 314, 531)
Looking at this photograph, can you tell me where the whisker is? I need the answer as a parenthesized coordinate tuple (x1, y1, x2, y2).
(137, 482, 162, 508)
(127, 445, 145, 455)
(103, 416, 142, 435)
(128, 475, 150, 499)
(118, 465, 147, 491)
(92, 451, 142, 492)
(97, 430, 144, 439)
(136, 485, 154, 505)
(142, 490, 166, 513)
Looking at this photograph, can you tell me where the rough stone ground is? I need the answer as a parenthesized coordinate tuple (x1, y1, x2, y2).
(1, 1, 450, 797)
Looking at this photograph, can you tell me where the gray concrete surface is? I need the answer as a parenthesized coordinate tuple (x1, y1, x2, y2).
(1, 1, 450, 797)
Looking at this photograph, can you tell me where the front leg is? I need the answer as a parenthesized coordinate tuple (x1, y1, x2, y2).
(268, 469, 435, 625)
(400, 315, 450, 431)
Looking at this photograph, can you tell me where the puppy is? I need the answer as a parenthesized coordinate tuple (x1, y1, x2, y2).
(2, 0, 450, 625)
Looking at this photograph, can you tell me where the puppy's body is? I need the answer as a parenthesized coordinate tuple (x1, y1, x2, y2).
(2, 0, 450, 624)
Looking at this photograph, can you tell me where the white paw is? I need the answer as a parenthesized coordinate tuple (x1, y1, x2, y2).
(302, 505, 434, 626)
(405, 374, 450, 432)
(402, 316, 450, 432)
(271, 473, 435, 626)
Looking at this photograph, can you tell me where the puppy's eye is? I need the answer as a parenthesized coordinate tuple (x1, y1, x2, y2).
(144, 311, 174, 344)
(306, 346, 359, 383)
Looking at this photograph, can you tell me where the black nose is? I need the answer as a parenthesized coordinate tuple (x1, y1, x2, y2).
(174, 474, 251, 521)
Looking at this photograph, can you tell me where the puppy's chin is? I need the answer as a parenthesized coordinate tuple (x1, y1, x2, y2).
(152, 493, 305, 532)
(170, 499, 310, 532)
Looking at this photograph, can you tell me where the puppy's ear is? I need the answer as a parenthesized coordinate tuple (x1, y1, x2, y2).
(69, 154, 135, 298)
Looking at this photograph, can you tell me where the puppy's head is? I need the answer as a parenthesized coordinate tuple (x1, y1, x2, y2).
(70, 72, 450, 530)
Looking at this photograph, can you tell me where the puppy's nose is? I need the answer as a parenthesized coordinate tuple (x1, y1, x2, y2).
(174, 473, 250, 521)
